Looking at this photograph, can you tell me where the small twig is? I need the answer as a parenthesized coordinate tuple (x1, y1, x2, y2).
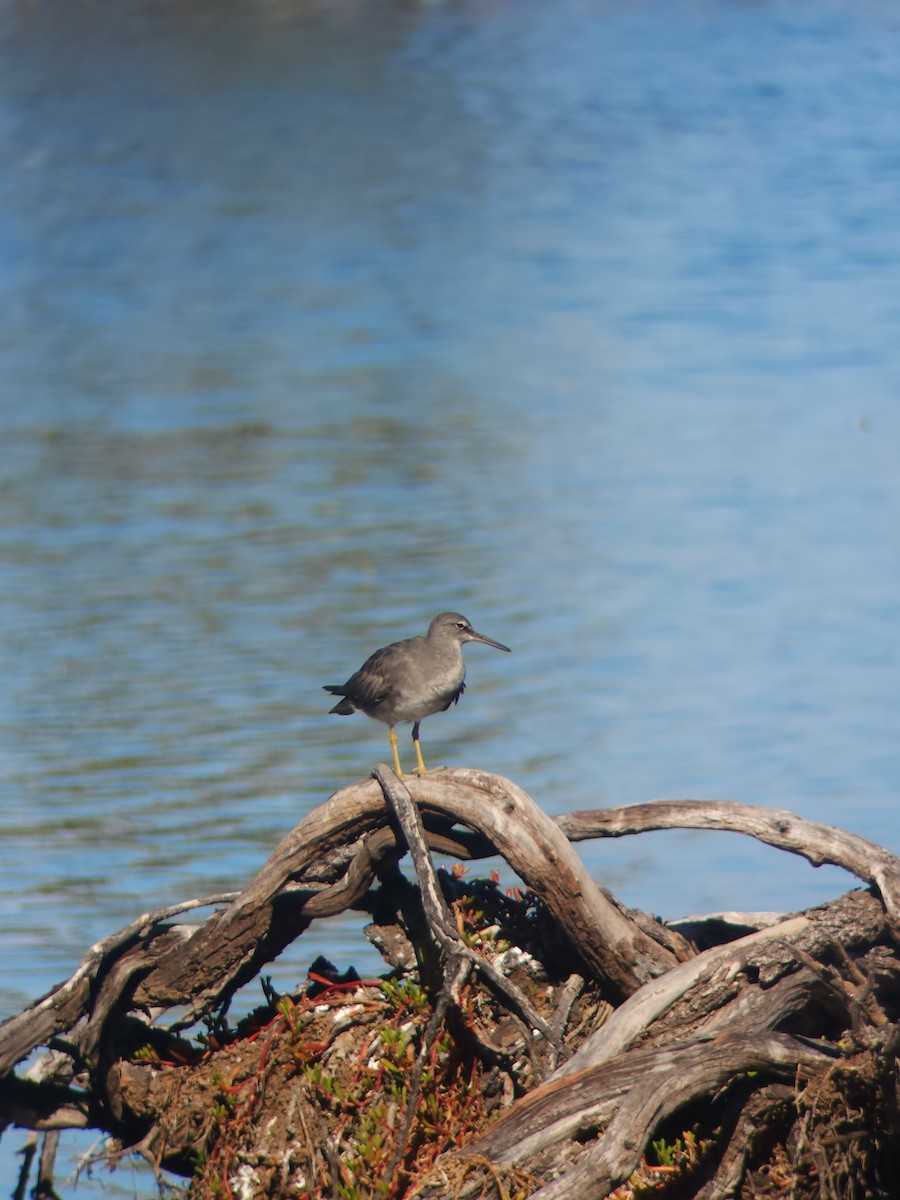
(548, 975, 585, 1069)
(60, 1134, 111, 1190)
(13, 1133, 38, 1200)
(831, 941, 890, 1028)
(126, 1129, 182, 1195)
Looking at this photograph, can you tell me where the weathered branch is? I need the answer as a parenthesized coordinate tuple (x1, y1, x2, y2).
(529, 1033, 837, 1200)
(0, 893, 237, 1077)
(560, 885, 890, 1073)
(559, 799, 900, 918)
(131, 771, 684, 1017)
(416, 1032, 838, 1199)
(407, 770, 688, 998)
(553, 915, 810, 1073)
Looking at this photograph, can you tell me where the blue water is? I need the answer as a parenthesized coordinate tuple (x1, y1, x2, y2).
(3, 0, 900, 1192)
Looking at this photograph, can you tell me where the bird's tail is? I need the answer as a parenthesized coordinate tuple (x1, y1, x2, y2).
(323, 686, 355, 716)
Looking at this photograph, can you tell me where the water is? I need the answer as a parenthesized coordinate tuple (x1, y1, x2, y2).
(3, 0, 900, 1192)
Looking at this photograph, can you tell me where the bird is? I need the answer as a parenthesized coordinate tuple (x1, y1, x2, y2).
(324, 612, 511, 777)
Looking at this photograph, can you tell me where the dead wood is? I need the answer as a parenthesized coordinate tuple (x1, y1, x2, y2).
(372, 763, 566, 1186)
(412, 886, 899, 1198)
(419, 1031, 838, 1200)
(555, 884, 891, 1073)
(3, 770, 900, 1200)
(373, 766, 564, 1058)
(558, 799, 900, 919)
(127, 771, 683, 1022)
(0, 893, 237, 1081)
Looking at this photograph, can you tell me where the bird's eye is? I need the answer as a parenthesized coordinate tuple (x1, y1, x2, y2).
(456, 621, 467, 630)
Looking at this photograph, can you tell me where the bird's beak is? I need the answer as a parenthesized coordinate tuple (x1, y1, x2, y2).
(467, 628, 511, 653)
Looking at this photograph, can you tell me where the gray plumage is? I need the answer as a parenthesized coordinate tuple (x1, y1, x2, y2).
(325, 611, 510, 776)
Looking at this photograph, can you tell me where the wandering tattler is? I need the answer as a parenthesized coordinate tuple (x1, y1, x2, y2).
(325, 612, 511, 777)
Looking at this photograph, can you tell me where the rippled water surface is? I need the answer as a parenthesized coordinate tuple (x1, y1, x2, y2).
(3, 0, 900, 1191)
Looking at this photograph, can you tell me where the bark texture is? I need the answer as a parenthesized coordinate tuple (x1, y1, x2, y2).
(2, 769, 900, 1200)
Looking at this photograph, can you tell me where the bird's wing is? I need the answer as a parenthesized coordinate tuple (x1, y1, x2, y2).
(340, 646, 399, 708)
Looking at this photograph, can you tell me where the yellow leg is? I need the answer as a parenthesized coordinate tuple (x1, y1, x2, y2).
(388, 726, 405, 777)
(411, 722, 443, 775)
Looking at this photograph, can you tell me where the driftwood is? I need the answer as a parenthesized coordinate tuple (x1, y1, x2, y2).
(2, 767, 900, 1199)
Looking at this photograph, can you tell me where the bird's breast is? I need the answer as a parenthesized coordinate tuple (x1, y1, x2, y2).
(380, 657, 466, 725)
